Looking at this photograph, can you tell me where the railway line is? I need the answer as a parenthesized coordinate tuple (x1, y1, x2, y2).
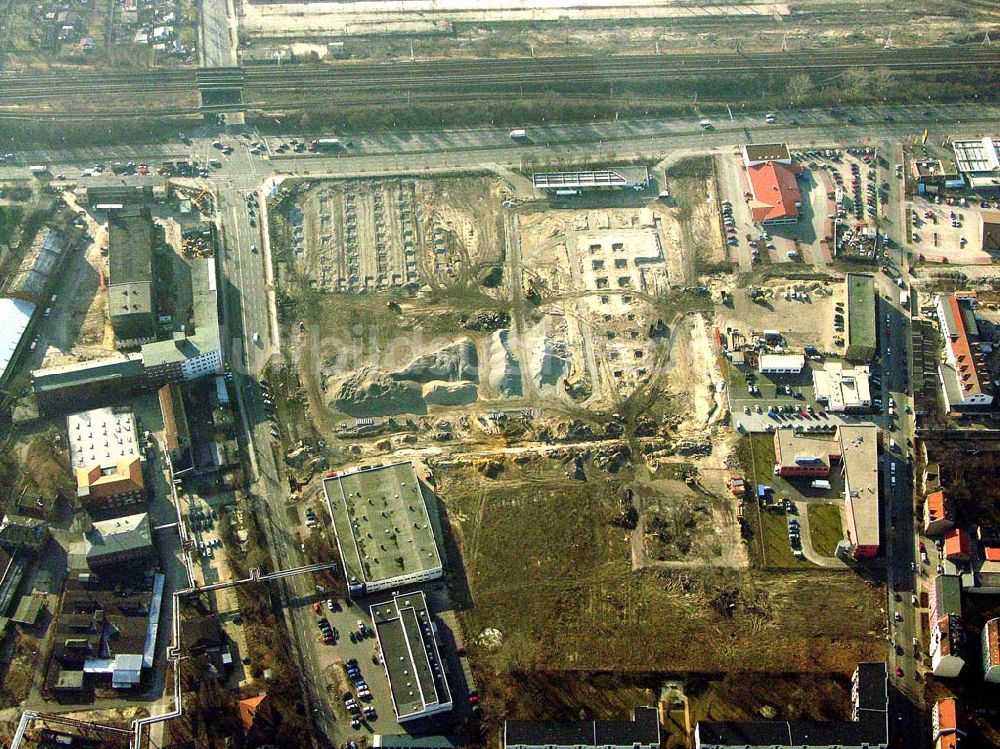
(1, 45, 998, 108)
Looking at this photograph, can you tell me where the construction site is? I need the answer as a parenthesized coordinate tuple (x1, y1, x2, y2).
(265, 162, 884, 728)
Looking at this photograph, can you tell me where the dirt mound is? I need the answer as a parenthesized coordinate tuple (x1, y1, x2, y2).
(329, 365, 426, 416)
(392, 339, 479, 383)
(422, 380, 479, 406)
(487, 330, 522, 397)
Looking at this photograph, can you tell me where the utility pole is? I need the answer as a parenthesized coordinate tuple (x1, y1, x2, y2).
(781, 32, 787, 52)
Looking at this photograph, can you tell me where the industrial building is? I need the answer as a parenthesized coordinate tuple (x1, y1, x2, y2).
(504, 707, 660, 749)
(936, 292, 993, 410)
(772, 428, 834, 478)
(911, 158, 963, 193)
(46, 569, 164, 692)
(983, 617, 1000, 683)
(322, 461, 442, 595)
(370, 590, 452, 723)
(695, 662, 888, 749)
(758, 354, 805, 374)
(743, 144, 801, 225)
(532, 167, 649, 192)
(930, 614, 965, 678)
(0, 227, 77, 387)
(71, 512, 154, 571)
(108, 206, 158, 346)
(845, 273, 877, 363)
(840, 424, 880, 559)
(32, 258, 223, 412)
(812, 362, 872, 412)
(772, 425, 879, 558)
(67, 407, 146, 513)
(951, 136, 1000, 190)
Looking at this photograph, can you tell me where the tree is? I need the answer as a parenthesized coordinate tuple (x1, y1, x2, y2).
(786, 73, 813, 106)
(843, 67, 871, 101)
(871, 66, 894, 101)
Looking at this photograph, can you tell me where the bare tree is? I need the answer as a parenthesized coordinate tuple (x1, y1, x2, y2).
(871, 66, 894, 101)
(786, 73, 813, 106)
(843, 67, 871, 100)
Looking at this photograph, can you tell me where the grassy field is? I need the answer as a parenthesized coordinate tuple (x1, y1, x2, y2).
(756, 507, 812, 570)
(808, 503, 846, 557)
(441, 457, 884, 684)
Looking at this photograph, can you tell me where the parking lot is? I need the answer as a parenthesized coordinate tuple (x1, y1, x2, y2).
(908, 194, 993, 264)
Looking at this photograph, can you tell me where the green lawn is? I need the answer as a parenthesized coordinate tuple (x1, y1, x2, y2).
(757, 508, 812, 569)
(807, 503, 845, 558)
(734, 433, 776, 486)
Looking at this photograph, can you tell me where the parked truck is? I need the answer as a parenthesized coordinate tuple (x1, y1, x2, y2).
(309, 138, 343, 152)
(509, 128, 527, 141)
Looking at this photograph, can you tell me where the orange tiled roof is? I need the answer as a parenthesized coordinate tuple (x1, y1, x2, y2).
(76, 457, 143, 498)
(239, 694, 268, 732)
(748, 162, 802, 223)
(944, 527, 971, 560)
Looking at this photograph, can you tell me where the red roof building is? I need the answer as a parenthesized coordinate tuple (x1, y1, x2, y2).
(747, 162, 802, 225)
(944, 527, 972, 562)
(239, 693, 271, 733)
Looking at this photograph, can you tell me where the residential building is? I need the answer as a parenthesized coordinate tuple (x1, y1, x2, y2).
(695, 662, 888, 748)
(924, 491, 955, 536)
(758, 354, 805, 374)
(73, 513, 154, 570)
(983, 617, 1000, 683)
(159, 383, 193, 471)
(979, 209, 1000, 254)
(930, 574, 963, 626)
(370, 591, 452, 723)
(845, 273, 877, 363)
(931, 614, 965, 678)
(746, 160, 802, 225)
(812, 362, 872, 412)
(504, 707, 660, 749)
(932, 698, 965, 749)
(108, 206, 157, 346)
(936, 292, 993, 410)
(944, 527, 972, 562)
(239, 694, 272, 733)
(67, 407, 145, 513)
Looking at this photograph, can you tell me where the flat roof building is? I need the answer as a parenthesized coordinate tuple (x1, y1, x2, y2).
(840, 424, 880, 559)
(758, 354, 805, 374)
(845, 274, 877, 363)
(980, 209, 1000, 255)
(505, 707, 660, 749)
(0, 298, 36, 388)
(141, 258, 222, 382)
(812, 362, 872, 412)
(911, 158, 962, 188)
(322, 461, 443, 595)
(930, 574, 963, 627)
(370, 591, 452, 723)
(743, 143, 792, 166)
(696, 663, 887, 749)
(532, 167, 649, 191)
(952, 136, 1000, 189)
(107, 206, 157, 346)
(67, 407, 145, 512)
(773, 428, 835, 478)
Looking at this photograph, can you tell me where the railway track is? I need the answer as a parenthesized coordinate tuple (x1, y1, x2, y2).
(1, 45, 998, 106)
